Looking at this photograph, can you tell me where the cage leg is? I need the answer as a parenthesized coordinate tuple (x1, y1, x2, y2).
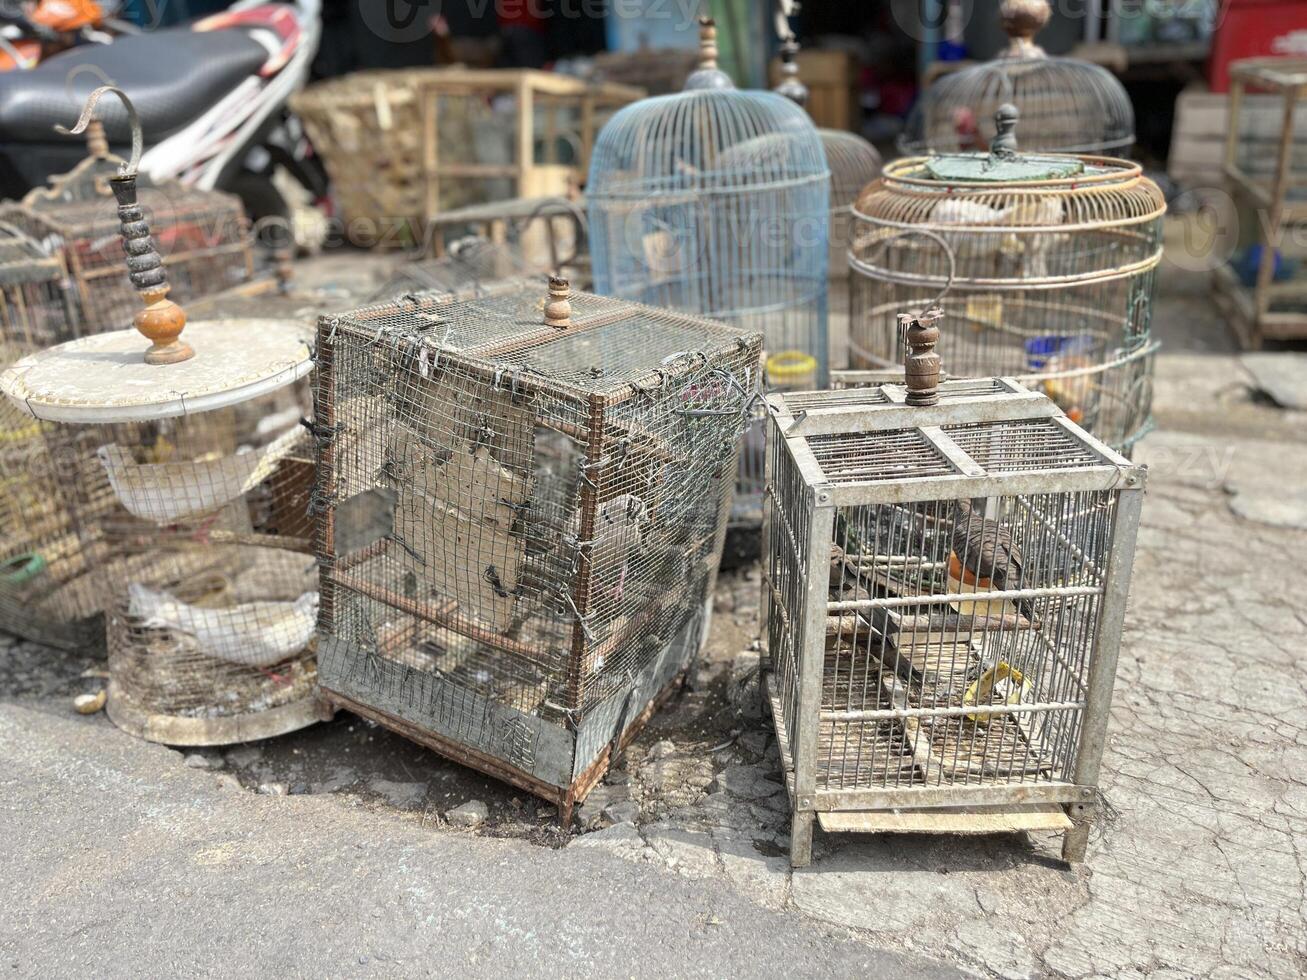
(1061, 802, 1094, 864)
(790, 810, 815, 868)
(560, 793, 576, 830)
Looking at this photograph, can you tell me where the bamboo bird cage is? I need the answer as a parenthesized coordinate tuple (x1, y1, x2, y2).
(292, 69, 642, 247)
(1213, 58, 1307, 348)
(312, 277, 760, 820)
(900, 0, 1134, 158)
(0, 89, 327, 745)
(847, 105, 1165, 455)
(0, 224, 106, 649)
(763, 308, 1146, 866)
(587, 18, 830, 548)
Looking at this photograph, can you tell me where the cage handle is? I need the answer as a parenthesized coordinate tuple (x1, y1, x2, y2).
(855, 227, 958, 309)
(525, 197, 588, 273)
(543, 276, 572, 329)
(57, 86, 192, 365)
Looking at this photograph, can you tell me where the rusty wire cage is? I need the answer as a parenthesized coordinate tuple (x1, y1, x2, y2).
(1, 317, 325, 745)
(0, 224, 107, 649)
(847, 110, 1165, 455)
(587, 18, 829, 547)
(762, 318, 1146, 866)
(313, 277, 760, 818)
(0, 143, 252, 333)
(900, 0, 1134, 157)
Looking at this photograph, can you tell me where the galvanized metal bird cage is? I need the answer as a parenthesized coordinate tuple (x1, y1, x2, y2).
(0, 223, 106, 649)
(587, 17, 830, 543)
(847, 106, 1165, 455)
(312, 276, 761, 820)
(901, 0, 1135, 157)
(762, 308, 1146, 867)
(0, 120, 252, 332)
(0, 89, 326, 745)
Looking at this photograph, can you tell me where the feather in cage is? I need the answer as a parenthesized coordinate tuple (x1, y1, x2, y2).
(0, 89, 327, 745)
(763, 308, 1146, 867)
(900, 0, 1134, 157)
(846, 104, 1165, 455)
(313, 276, 760, 820)
(586, 17, 829, 542)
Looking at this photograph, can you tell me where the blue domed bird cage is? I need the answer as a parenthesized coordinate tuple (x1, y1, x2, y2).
(587, 17, 831, 543)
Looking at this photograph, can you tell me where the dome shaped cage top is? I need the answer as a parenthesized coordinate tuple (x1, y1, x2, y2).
(900, 0, 1134, 156)
(847, 116, 1166, 455)
(822, 130, 882, 280)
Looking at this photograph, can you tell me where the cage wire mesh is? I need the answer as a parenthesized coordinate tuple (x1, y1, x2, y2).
(847, 123, 1165, 455)
(900, 0, 1134, 157)
(368, 237, 532, 305)
(2, 319, 323, 744)
(763, 365, 1146, 866)
(314, 278, 760, 811)
(1, 152, 252, 332)
(0, 225, 106, 649)
(586, 18, 830, 538)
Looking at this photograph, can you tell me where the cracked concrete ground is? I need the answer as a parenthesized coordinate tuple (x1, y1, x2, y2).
(3, 243, 1306, 977)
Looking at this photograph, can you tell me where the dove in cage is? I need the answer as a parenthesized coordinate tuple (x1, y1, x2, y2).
(762, 305, 1146, 867)
(0, 88, 330, 746)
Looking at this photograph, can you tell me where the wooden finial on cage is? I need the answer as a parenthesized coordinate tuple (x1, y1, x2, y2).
(901, 307, 944, 407)
(698, 16, 718, 71)
(544, 276, 572, 329)
(59, 86, 192, 365)
(774, 35, 809, 107)
(1000, 0, 1050, 57)
(991, 103, 1020, 159)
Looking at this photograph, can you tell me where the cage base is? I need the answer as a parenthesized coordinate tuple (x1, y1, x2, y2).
(105, 679, 335, 747)
(322, 670, 688, 826)
(762, 670, 1088, 867)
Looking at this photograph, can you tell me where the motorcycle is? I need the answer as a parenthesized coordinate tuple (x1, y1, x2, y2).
(0, 0, 324, 221)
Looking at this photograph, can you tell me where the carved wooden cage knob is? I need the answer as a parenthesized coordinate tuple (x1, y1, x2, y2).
(1000, 0, 1051, 42)
(544, 276, 572, 328)
(698, 16, 718, 70)
(901, 308, 945, 407)
(58, 85, 193, 365)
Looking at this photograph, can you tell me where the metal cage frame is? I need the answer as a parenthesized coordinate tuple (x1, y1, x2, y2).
(761, 377, 1145, 867)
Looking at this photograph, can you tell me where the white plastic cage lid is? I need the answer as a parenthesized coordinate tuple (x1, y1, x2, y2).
(0, 318, 314, 424)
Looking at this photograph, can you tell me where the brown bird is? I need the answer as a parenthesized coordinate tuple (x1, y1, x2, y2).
(948, 498, 1039, 624)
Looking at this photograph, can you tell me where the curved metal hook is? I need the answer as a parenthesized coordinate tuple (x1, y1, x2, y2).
(853, 227, 958, 309)
(54, 85, 142, 177)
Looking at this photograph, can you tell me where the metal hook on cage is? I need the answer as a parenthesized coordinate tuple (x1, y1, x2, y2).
(55, 85, 143, 177)
(849, 226, 958, 311)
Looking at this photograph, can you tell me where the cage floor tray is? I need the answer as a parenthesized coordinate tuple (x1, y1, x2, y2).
(816, 803, 1073, 835)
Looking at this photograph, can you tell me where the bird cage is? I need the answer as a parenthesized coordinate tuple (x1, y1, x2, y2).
(762, 309, 1146, 867)
(1213, 58, 1307, 348)
(313, 276, 760, 820)
(0, 224, 105, 649)
(0, 89, 326, 745)
(848, 105, 1165, 455)
(292, 69, 643, 245)
(772, 36, 883, 285)
(368, 238, 526, 304)
(901, 0, 1134, 157)
(0, 123, 253, 333)
(587, 17, 830, 543)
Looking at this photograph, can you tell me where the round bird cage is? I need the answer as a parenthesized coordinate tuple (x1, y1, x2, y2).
(848, 105, 1166, 455)
(587, 17, 830, 536)
(900, 0, 1134, 157)
(0, 88, 329, 745)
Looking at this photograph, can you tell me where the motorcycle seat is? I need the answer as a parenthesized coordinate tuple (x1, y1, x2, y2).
(0, 26, 271, 144)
